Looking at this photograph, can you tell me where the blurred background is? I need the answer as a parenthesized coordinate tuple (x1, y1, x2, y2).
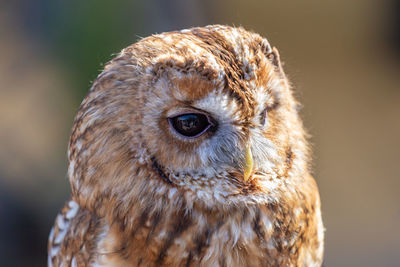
(0, 0, 399, 266)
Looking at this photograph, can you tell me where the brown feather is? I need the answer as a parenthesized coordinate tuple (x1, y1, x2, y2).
(48, 25, 324, 266)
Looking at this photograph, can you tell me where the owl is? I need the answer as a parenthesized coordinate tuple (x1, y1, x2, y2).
(48, 25, 324, 266)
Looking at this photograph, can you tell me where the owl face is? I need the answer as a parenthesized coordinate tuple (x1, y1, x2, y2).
(138, 27, 291, 181)
(142, 63, 278, 179)
(68, 25, 308, 213)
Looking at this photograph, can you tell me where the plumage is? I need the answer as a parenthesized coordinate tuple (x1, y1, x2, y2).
(48, 25, 324, 266)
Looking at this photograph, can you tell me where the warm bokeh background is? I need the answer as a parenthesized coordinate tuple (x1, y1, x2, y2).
(1, 1, 399, 266)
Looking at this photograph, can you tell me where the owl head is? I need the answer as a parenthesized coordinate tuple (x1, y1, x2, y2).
(68, 25, 309, 218)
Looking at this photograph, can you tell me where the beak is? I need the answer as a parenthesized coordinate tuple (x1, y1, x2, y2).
(243, 145, 254, 182)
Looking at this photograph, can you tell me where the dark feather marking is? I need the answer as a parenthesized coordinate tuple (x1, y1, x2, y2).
(193, 218, 224, 262)
(252, 206, 274, 262)
(155, 209, 192, 265)
(253, 207, 266, 244)
(145, 194, 166, 244)
(151, 157, 172, 184)
(130, 208, 150, 239)
(193, 227, 212, 258)
(185, 251, 193, 267)
(260, 107, 268, 126)
(219, 254, 227, 267)
(117, 208, 151, 259)
(285, 147, 293, 167)
(283, 146, 294, 178)
(266, 98, 280, 112)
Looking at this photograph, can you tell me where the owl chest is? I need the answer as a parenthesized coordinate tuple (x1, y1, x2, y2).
(94, 210, 281, 267)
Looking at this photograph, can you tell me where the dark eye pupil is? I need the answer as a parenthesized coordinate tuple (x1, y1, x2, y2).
(169, 113, 210, 137)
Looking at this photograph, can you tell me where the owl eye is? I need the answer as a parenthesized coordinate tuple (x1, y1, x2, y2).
(168, 113, 213, 138)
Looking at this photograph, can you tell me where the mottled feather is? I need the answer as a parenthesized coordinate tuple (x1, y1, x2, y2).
(49, 25, 324, 266)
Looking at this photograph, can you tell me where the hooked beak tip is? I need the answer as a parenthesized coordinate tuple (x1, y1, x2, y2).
(243, 145, 253, 182)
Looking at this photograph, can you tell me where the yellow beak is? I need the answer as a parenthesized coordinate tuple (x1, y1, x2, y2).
(243, 145, 253, 182)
